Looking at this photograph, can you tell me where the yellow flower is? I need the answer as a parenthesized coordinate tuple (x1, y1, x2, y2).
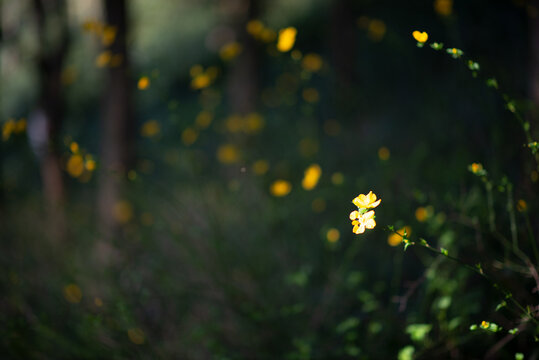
(516, 199, 527, 212)
(219, 42, 242, 61)
(66, 154, 85, 178)
(270, 179, 292, 197)
(434, 0, 453, 16)
(138, 76, 150, 90)
(412, 30, 428, 43)
(350, 210, 376, 234)
(378, 146, 390, 160)
(480, 321, 490, 329)
(252, 160, 269, 175)
(217, 144, 240, 164)
(127, 328, 145, 345)
(326, 228, 340, 243)
(140, 120, 160, 137)
(181, 127, 198, 146)
(2, 119, 16, 141)
(388, 226, 411, 246)
(277, 27, 297, 52)
(63, 284, 82, 303)
(415, 207, 428, 222)
(301, 164, 322, 190)
(352, 191, 381, 209)
(470, 162, 483, 174)
(191, 74, 211, 90)
(95, 51, 112, 67)
(301, 53, 323, 72)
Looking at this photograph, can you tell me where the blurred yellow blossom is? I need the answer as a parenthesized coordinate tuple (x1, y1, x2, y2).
(415, 207, 428, 222)
(217, 144, 240, 164)
(352, 191, 381, 209)
(181, 127, 198, 146)
(67, 154, 85, 178)
(301, 53, 323, 72)
(244, 113, 265, 133)
(368, 19, 386, 42)
(219, 42, 242, 61)
(326, 228, 340, 243)
(63, 284, 82, 303)
(85, 155, 96, 171)
(190, 64, 203, 77)
(191, 74, 211, 90)
(412, 31, 428, 43)
(270, 179, 292, 197)
(94, 297, 103, 307)
(388, 226, 412, 246)
(95, 51, 112, 67)
(2, 119, 16, 140)
(302, 88, 319, 103)
(140, 120, 160, 137)
(252, 160, 269, 175)
(114, 200, 133, 224)
(434, 0, 453, 16)
(138, 76, 150, 90)
(378, 146, 390, 160)
(70, 141, 79, 153)
(470, 162, 483, 174)
(246, 19, 264, 37)
(225, 114, 244, 133)
(516, 199, 527, 212)
(312, 197, 326, 212)
(195, 111, 213, 129)
(277, 27, 297, 52)
(331, 172, 344, 185)
(302, 164, 322, 190)
(102, 25, 117, 46)
(127, 328, 145, 345)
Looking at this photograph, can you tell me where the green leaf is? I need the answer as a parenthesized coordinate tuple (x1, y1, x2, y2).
(440, 248, 448, 256)
(336, 317, 360, 334)
(495, 301, 507, 311)
(406, 324, 432, 342)
(509, 328, 519, 335)
(398, 346, 415, 360)
(515, 352, 524, 360)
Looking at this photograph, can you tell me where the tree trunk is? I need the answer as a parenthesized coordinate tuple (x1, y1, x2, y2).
(32, 0, 68, 242)
(225, 0, 259, 115)
(97, 0, 133, 261)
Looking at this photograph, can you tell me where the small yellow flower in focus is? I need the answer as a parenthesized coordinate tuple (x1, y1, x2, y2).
(415, 207, 428, 222)
(412, 30, 428, 43)
(516, 199, 527, 212)
(127, 328, 145, 345)
(67, 154, 85, 178)
(270, 179, 292, 197)
(114, 200, 133, 224)
(140, 120, 160, 137)
(350, 210, 376, 234)
(252, 159, 269, 175)
(302, 164, 322, 190)
(95, 51, 112, 67)
(181, 127, 198, 146)
(195, 111, 213, 129)
(301, 53, 323, 72)
(352, 191, 381, 209)
(480, 321, 490, 329)
(326, 228, 340, 243)
(378, 146, 390, 161)
(277, 27, 297, 52)
(219, 42, 243, 61)
(434, 0, 453, 16)
(217, 144, 240, 164)
(63, 284, 82, 303)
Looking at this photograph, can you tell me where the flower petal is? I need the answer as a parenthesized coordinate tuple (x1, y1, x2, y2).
(349, 210, 359, 220)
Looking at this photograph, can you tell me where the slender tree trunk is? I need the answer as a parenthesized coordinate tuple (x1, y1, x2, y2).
(32, 0, 68, 242)
(97, 0, 133, 261)
(225, 0, 259, 115)
(330, 0, 358, 116)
